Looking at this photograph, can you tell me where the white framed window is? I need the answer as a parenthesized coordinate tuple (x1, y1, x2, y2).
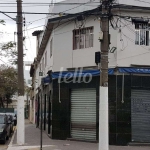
(135, 23, 150, 46)
(50, 38, 53, 57)
(73, 27, 93, 50)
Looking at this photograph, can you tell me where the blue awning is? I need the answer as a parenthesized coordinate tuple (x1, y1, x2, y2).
(42, 76, 52, 84)
(118, 67, 150, 74)
(52, 69, 114, 79)
(42, 67, 150, 83)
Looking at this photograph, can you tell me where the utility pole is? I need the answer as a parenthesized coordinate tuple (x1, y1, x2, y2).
(27, 92, 29, 119)
(40, 86, 43, 150)
(16, 0, 25, 145)
(99, 0, 110, 150)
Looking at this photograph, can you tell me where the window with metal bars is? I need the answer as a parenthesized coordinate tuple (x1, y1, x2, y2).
(135, 23, 150, 46)
(73, 27, 93, 50)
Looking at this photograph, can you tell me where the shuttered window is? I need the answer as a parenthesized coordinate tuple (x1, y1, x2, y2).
(131, 90, 150, 142)
(71, 88, 96, 141)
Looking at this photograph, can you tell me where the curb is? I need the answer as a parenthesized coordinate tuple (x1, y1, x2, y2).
(8, 126, 17, 147)
(128, 142, 150, 146)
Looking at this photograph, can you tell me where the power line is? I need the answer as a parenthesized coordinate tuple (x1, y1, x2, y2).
(134, 0, 150, 4)
(0, 2, 100, 5)
(109, 47, 150, 63)
(0, 58, 8, 64)
(0, 10, 100, 15)
(119, 18, 150, 51)
(22, 9, 34, 60)
(0, 5, 98, 8)
(62, 0, 97, 13)
(23, 19, 36, 60)
(24, 25, 44, 31)
(28, 17, 48, 25)
(0, 11, 16, 21)
(54, 17, 95, 36)
(0, 11, 70, 15)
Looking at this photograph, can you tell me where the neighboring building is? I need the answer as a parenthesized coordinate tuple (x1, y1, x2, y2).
(30, 57, 42, 124)
(6, 61, 32, 118)
(30, 0, 150, 145)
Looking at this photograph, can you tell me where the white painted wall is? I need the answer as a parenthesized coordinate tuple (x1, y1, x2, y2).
(49, 0, 100, 18)
(117, 0, 150, 7)
(52, 16, 118, 71)
(51, 10, 150, 69)
(43, 35, 54, 74)
(30, 0, 150, 131)
(35, 1, 150, 78)
(114, 10, 150, 67)
(72, 18, 100, 68)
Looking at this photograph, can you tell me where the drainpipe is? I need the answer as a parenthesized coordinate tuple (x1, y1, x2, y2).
(59, 82, 61, 103)
(122, 73, 124, 104)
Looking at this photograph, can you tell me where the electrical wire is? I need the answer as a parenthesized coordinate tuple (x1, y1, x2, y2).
(119, 18, 150, 51)
(23, 9, 36, 61)
(61, 0, 97, 13)
(2, 0, 150, 65)
(33, 15, 96, 38)
(0, 11, 72, 15)
(109, 48, 150, 63)
(28, 17, 50, 26)
(0, 11, 16, 21)
(23, 25, 45, 31)
(0, 2, 101, 5)
(0, 5, 99, 8)
(26, 6, 98, 26)
(109, 31, 150, 63)
(0, 58, 7, 64)
(55, 17, 93, 35)
(134, 0, 150, 5)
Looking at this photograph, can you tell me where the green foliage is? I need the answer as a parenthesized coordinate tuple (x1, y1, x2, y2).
(0, 19, 26, 65)
(0, 41, 26, 65)
(0, 19, 26, 107)
(0, 65, 18, 107)
(0, 20, 5, 25)
(0, 42, 17, 65)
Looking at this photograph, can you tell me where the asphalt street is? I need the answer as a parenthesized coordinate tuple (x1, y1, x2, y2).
(0, 135, 11, 150)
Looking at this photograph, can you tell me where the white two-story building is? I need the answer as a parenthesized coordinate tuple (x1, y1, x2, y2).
(30, 0, 150, 145)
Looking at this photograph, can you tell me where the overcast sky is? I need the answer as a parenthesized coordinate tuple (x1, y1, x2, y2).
(0, 0, 62, 65)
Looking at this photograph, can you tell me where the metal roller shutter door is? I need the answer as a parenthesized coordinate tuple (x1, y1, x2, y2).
(131, 90, 150, 142)
(71, 88, 96, 141)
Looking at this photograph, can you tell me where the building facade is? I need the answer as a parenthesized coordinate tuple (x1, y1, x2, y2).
(30, 0, 150, 145)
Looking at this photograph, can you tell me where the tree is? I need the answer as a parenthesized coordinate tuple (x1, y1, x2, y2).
(0, 65, 18, 108)
(0, 41, 17, 65)
(0, 19, 25, 65)
(0, 20, 26, 107)
(0, 19, 16, 64)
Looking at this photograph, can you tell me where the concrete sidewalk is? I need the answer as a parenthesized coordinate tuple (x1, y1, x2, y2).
(7, 120, 150, 150)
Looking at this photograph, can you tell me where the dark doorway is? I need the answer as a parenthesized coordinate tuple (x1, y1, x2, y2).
(44, 94, 46, 130)
(36, 96, 40, 128)
(48, 91, 51, 134)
